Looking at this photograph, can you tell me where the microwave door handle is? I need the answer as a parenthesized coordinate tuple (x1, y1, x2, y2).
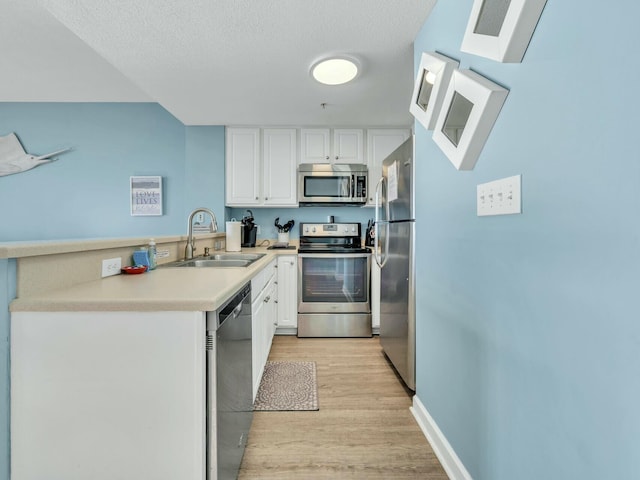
(351, 175, 355, 199)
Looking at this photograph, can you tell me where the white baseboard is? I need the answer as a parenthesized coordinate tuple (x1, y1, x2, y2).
(410, 395, 473, 480)
(274, 327, 297, 335)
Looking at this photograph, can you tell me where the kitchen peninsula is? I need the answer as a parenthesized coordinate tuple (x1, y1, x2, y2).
(5, 234, 296, 480)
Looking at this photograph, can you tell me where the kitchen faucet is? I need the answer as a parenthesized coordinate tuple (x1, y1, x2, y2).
(185, 208, 218, 260)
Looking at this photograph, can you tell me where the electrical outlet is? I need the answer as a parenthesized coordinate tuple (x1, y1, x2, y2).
(101, 257, 122, 277)
(195, 212, 205, 224)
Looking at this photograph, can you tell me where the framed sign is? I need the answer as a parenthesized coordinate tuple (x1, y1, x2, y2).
(130, 176, 163, 216)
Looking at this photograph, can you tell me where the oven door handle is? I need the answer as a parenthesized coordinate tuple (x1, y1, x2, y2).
(374, 177, 389, 268)
(298, 253, 371, 259)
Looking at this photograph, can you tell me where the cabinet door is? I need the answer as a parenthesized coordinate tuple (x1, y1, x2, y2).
(226, 128, 261, 206)
(263, 128, 297, 206)
(333, 129, 364, 164)
(371, 259, 381, 331)
(276, 255, 298, 331)
(263, 280, 278, 353)
(300, 128, 330, 163)
(252, 292, 266, 400)
(366, 129, 411, 206)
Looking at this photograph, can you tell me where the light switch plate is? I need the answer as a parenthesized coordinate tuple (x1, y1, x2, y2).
(477, 175, 522, 216)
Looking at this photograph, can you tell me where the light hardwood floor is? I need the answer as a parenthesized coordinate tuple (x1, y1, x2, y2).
(238, 336, 448, 479)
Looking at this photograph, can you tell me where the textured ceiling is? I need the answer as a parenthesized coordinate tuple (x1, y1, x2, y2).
(1, 0, 436, 126)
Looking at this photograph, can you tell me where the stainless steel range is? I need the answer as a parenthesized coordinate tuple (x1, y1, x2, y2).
(297, 222, 372, 337)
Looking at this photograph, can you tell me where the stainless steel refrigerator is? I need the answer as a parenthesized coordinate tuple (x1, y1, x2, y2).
(374, 136, 415, 391)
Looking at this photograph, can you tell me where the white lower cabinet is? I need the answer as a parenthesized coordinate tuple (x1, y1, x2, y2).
(251, 259, 277, 399)
(11, 310, 207, 480)
(276, 255, 298, 334)
(371, 259, 381, 333)
(264, 279, 278, 346)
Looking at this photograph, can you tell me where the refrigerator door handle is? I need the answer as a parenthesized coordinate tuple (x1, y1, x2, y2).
(374, 177, 389, 268)
(374, 177, 383, 225)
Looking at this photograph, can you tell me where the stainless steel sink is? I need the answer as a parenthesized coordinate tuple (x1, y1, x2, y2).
(207, 253, 265, 261)
(161, 253, 266, 268)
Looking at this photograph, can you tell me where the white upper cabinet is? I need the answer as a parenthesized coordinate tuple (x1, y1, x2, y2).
(300, 128, 364, 164)
(226, 127, 408, 207)
(226, 127, 261, 206)
(299, 128, 330, 163)
(366, 128, 411, 206)
(333, 129, 364, 163)
(226, 127, 297, 207)
(262, 128, 297, 206)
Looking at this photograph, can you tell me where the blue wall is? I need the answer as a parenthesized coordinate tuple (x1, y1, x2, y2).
(0, 103, 226, 480)
(184, 126, 226, 219)
(229, 206, 374, 240)
(414, 2, 640, 479)
(0, 103, 190, 241)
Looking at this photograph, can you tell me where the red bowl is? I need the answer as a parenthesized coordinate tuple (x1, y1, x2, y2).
(121, 265, 148, 274)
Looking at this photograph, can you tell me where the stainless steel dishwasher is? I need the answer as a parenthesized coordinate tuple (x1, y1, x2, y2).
(206, 282, 253, 480)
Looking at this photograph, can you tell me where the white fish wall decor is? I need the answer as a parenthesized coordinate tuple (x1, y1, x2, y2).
(0, 133, 72, 177)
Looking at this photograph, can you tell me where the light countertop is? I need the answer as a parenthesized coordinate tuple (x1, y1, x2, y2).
(10, 247, 297, 313)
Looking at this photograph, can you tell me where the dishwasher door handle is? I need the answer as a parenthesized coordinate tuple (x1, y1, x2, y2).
(219, 299, 244, 328)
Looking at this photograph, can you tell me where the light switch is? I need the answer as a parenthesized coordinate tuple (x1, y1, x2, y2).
(477, 175, 521, 216)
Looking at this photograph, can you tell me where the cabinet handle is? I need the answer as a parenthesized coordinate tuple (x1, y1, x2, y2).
(255, 196, 259, 200)
(335, 156, 339, 160)
(265, 197, 268, 201)
(264, 296, 270, 303)
(290, 261, 294, 266)
(325, 156, 330, 160)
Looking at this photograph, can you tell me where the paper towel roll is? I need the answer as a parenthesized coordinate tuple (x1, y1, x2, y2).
(226, 221, 242, 252)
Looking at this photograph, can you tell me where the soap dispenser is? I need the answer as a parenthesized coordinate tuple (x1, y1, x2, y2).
(148, 239, 157, 270)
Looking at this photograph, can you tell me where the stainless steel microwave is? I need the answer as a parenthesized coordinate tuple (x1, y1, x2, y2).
(298, 164, 368, 206)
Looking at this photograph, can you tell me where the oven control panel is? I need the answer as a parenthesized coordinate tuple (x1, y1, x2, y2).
(301, 223, 360, 237)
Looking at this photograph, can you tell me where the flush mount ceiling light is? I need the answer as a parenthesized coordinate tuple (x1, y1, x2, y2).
(311, 56, 360, 85)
